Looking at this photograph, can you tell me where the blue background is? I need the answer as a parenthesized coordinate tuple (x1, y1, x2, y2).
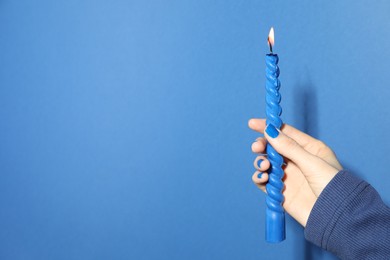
(1, 1, 390, 259)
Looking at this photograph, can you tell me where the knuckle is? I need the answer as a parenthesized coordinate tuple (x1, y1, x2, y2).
(284, 137, 299, 152)
(317, 140, 328, 149)
(316, 140, 332, 154)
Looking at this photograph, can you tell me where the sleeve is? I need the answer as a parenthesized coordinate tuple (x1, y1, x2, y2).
(304, 170, 390, 259)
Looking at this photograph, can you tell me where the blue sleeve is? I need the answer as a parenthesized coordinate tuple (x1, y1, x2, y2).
(304, 170, 390, 259)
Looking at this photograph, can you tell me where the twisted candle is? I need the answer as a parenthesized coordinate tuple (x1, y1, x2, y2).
(265, 53, 285, 243)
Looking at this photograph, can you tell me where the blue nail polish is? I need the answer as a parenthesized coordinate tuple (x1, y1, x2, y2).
(257, 159, 263, 168)
(266, 124, 279, 138)
(257, 173, 263, 178)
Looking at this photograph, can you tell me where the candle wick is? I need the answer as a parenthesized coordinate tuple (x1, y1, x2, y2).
(268, 37, 273, 53)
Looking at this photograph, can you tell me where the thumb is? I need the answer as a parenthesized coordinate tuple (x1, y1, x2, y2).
(264, 123, 339, 196)
(264, 124, 319, 169)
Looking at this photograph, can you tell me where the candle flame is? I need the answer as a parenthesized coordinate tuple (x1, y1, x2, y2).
(268, 27, 274, 52)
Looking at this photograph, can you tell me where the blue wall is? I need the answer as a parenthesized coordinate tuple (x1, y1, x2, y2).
(1, 1, 390, 259)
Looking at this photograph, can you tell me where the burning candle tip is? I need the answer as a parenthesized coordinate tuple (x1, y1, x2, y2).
(268, 27, 275, 53)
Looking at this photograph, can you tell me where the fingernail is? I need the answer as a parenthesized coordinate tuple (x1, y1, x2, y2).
(257, 173, 263, 178)
(257, 159, 263, 168)
(266, 124, 279, 138)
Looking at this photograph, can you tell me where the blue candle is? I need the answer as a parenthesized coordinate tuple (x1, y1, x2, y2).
(265, 27, 285, 243)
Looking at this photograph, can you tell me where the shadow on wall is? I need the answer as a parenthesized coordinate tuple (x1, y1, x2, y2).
(293, 82, 318, 139)
(293, 80, 338, 260)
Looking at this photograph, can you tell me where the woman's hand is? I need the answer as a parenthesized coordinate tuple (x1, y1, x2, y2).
(248, 118, 342, 227)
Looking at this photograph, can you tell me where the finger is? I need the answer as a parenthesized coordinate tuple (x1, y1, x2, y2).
(251, 137, 267, 153)
(264, 123, 322, 170)
(248, 118, 266, 133)
(254, 156, 270, 171)
(249, 118, 320, 150)
(252, 171, 268, 192)
(280, 124, 321, 152)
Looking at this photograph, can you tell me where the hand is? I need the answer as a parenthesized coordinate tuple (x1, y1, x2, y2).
(248, 118, 342, 227)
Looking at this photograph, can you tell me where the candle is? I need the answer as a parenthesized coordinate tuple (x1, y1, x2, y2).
(265, 27, 285, 243)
